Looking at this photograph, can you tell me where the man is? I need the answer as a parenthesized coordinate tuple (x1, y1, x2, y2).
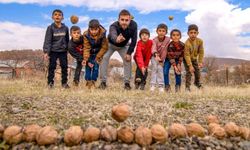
(99, 9, 138, 90)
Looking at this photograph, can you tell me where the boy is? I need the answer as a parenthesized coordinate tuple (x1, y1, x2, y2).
(184, 24, 204, 91)
(83, 19, 108, 89)
(151, 23, 170, 92)
(134, 28, 153, 90)
(43, 9, 70, 89)
(68, 26, 84, 86)
(164, 29, 184, 92)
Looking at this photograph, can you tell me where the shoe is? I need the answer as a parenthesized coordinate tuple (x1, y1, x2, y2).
(99, 82, 107, 89)
(185, 87, 191, 92)
(150, 86, 155, 91)
(48, 83, 54, 89)
(159, 87, 165, 92)
(195, 84, 203, 89)
(86, 81, 92, 89)
(140, 84, 145, 90)
(124, 83, 132, 90)
(135, 78, 141, 90)
(73, 80, 79, 86)
(165, 85, 171, 92)
(175, 85, 181, 92)
(62, 83, 70, 89)
(91, 81, 96, 88)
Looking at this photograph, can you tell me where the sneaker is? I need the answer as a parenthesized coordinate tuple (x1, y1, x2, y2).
(86, 81, 92, 89)
(124, 83, 132, 90)
(73, 80, 79, 86)
(195, 84, 203, 89)
(159, 87, 165, 92)
(91, 81, 96, 88)
(185, 87, 191, 92)
(175, 85, 181, 93)
(150, 85, 156, 91)
(99, 82, 107, 89)
(135, 78, 141, 90)
(165, 85, 171, 92)
(62, 83, 70, 89)
(140, 84, 145, 90)
(48, 83, 54, 89)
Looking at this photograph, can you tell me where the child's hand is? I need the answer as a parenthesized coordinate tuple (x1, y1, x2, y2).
(189, 66, 195, 73)
(116, 34, 126, 43)
(95, 58, 102, 64)
(154, 55, 161, 63)
(125, 54, 131, 62)
(88, 62, 94, 68)
(198, 63, 203, 68)
(43, 53, 49, 61)
(141, 67, 146, 75)
(177, 64, 182, 72)
(174, 66, 181, 75)
(82, 60, 86, 66)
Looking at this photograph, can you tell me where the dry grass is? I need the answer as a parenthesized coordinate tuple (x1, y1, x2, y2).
(0, 78, 249, 132)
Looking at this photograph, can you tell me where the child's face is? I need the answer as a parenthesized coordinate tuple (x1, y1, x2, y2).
(52, 11, 63, 23)
(89, 27, 100, 37)
(171, 31, 181, 42)
(157, 28, 167, 39)
(71, 30, 81, 41)
(140, 33, 149, 43)
(188, 29, 199, 41)
(118, 15, 131, 30)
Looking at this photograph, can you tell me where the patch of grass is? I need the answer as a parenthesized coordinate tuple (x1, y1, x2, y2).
(173, 101, 194, 109)
(69, 117, 86, 126)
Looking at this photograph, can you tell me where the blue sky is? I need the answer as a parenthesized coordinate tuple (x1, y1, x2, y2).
(0, 0, 249, 60)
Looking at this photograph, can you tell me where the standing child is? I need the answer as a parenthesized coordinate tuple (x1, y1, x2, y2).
(184, 24, 204, 91)
(164, 29, 184, 92)
(43, 9, 70, 89)
(83, 19, 108, 89)
(134, 28, 153, 90)
(68, 26, 84, 86)
(151, 23, 170, 92)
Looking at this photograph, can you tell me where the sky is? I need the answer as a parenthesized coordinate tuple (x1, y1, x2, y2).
(0, 0, 249, 60)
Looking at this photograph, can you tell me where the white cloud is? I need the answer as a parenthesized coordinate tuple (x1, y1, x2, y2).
(0, 21, 45, 50)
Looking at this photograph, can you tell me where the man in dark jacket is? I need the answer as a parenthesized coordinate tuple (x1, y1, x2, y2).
(43, 9, 69, 89)
(68, 26, 84, 86)
(99, 9, 138, 90)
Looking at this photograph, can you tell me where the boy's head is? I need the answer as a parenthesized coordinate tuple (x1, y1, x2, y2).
(139, 28, 150, 43)
(52, 9, 64, 23)
(170, 29, 181, 42)
(118, 9, 131, 30)
(70, 26, 81, 41)
(187, 24, 199, 41)
(156, 23, 168, 38)
(88, 19, 100, 37)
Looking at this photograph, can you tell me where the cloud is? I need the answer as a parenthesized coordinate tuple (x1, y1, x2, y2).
(0, 21, 45, 50)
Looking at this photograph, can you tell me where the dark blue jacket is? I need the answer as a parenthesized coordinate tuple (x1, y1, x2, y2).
(43, 23, 69, 54)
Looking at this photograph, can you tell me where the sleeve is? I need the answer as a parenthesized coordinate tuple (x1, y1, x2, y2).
(127, 23, 138, 55)
(144, 41, 153, 68)
(43, 26, 52, 54)
(198, 40, 204, 64)
(83, 35, 91, 61)
(178, 43, 185, 65)
(134, 41, 144, 69)
(151, 40, 158, 56)
(167, 44, 177, 66)
(108, 25, 118, 44)
(96, 37, 109, 60)
(184, 42, 192, 66)
(68, 42, 83, 62)
(65, 27, 70, 49)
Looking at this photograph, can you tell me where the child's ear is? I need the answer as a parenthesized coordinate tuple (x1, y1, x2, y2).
(197, 31, 199, 35)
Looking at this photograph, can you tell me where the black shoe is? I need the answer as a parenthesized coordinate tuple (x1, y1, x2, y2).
(62, 83, 70, 89)
(165, 85, 171, 92)
(73, 80, 79, 86)
(140, 84, 145, 90)
(195, 84, 203, 89)
(48, 83, 54, 89)
(175, 85, 181, 93)
(99, 82, 107, 89)
(124, 83, 132, 90)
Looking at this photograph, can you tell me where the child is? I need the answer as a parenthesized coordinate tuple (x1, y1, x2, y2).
(43, 9, 69, 89)
(164, 29, 185, 92)
(151, 23, 171, 92)
(134, 28, 153, 90)
(83, 19, 108, 89)
(184, 24, 204, 91)
(68, 26, 84, 86)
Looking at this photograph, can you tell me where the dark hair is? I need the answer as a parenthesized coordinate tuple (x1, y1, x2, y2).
(157, 23, 168, 32)
(52, 9, 63, 16)
(188, 24, 198, 32)
(89, 19, 100, 28)
(70, 26, 81, 33)
(119, 9, 131, 18)
(139, 28, 150, 38)
(170, 29, 182, 38)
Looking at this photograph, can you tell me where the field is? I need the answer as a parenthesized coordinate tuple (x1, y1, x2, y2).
(0, 78, 250, 149)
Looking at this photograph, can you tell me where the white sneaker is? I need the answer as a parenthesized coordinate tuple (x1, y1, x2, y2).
(150, 86, 156, 91)
(159, 87, 164, 92)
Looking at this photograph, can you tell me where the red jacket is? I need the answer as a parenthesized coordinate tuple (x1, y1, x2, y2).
(134, 40, 153, 70)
